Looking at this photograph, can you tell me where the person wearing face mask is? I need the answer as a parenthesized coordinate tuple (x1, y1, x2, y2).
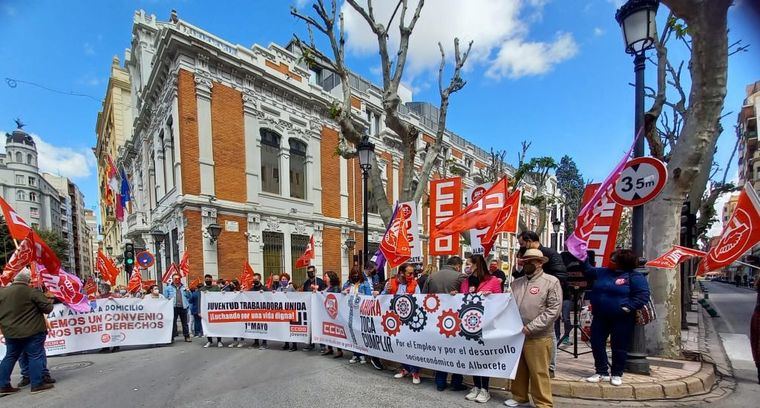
(247, 273, 269, 350)
(145, 285, 165, 300)
(342, 267, 372, 364)
(488, 259, 507, 292)
(188, 284, 203, 337)
(320, 271, 343, 358)
(275, 273, 297, 351)
(422, 256, 467, 392)
(505, 249, 561, 408)
(301, 266, 326, 352)
(460, 255, 502, 403)
(381, 264, 422, 385)
(515, 231, 568, 378)
(583, 249, 650, 387)
(199, 275, 223, 348)
(163, 273, 192, 343)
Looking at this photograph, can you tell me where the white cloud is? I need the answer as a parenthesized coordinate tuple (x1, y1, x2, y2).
(486, 32, 578, 79)
(594, 27, 605, 36)
(31, 134, 95, 180)
(340, 0, 577, 81)
(83, 42, 95, 56)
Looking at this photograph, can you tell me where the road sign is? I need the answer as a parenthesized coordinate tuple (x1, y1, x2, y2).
(611, 156, 668, 206)
(136, 251, 155, 269)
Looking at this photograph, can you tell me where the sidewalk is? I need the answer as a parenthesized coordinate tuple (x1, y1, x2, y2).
(483, 308, 716, 401)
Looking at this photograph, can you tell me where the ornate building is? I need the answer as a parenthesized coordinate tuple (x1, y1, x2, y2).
(105, 10, 563, 285)
(42, 173, 92, 277)
(95, 55, 133, 281)
(0, 125, 62, 235)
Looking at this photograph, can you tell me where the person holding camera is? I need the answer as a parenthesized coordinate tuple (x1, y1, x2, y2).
(583, 249, 650, 386)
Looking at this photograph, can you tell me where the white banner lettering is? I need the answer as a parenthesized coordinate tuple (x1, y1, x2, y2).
(201, 292, 311, 343)
(311, 293, 525, 378)
(0, 298, 172, 358)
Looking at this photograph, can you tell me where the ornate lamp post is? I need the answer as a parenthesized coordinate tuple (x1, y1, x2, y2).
(615, 0, 659, 375)
(150, 229, 165, 291)
(552, 219, 562, 251)
(357, 135, 375, 269)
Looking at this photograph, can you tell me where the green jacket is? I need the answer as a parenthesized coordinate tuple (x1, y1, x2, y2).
(0, 283, 54, 339)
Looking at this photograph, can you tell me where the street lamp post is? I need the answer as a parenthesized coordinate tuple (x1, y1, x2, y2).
(150, 229, 165, 292)
(616, 0, 659, 375)
(552, 219, 562, 251)
(357, 135, 375, 270)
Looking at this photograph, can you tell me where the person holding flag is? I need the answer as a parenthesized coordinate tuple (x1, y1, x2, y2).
(0, 271, 55, 395)
(163, 273, 192, 343)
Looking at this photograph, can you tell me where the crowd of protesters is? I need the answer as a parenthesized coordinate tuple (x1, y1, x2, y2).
(1, 230, 656, 406)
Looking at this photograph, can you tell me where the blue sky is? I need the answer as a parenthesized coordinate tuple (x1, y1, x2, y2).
(0, 0, 757, 217)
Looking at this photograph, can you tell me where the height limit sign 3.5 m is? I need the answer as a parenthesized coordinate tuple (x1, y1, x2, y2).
(611, 157, 668, 207)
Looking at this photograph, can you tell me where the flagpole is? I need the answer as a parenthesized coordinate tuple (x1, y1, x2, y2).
(734, 260, 760, 271)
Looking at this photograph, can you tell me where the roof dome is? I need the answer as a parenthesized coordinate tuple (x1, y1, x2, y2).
(6, 128, 35, 147)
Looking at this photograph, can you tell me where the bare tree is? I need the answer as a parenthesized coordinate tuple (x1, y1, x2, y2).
(291, 0, 473, 224)
(642, 0, 733, 357)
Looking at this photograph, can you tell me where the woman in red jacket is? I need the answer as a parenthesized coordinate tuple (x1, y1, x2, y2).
(462, 254, 502, 403)
(382, 263, 422, 384)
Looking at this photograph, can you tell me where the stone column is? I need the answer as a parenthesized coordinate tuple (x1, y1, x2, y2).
(243, 91, 262, 204)
(195, 72, 215, 196)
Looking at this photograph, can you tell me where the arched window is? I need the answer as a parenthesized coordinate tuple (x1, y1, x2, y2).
(289, 139, 307, 199)
(26, 154, 32, 165)
(15, 152, 22, 162)
(260, 129, 281, 194)
(16, 190, 25, 201)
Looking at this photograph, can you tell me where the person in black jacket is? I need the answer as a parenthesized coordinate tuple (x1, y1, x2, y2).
(516, 231, 568, 377)
(249, 273, 269, 350)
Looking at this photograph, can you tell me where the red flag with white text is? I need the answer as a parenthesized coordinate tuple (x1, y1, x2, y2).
(96, 250, 119, 286)
(697, 183, 760, 275)
(380, 203, 412, 269)
(162, 263, 179, 284)
(40, 266, 91, 313)
(84, 276, 98, 300)
(1, 233, 35, 286)
(480, 189, 523, 257)
(646, 245, 706, 269)
(179, 252, 190, 278)
(429, 178, 463, 256)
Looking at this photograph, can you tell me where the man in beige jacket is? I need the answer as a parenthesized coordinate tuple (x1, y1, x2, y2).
(505, 248, 562, 408)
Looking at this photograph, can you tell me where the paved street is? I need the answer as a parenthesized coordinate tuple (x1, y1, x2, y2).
(0, 339, 568, 408)
(700, 281, 760, 407)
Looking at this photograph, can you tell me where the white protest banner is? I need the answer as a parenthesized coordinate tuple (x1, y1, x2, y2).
(201, 291, 311, 343)
(0, 298, 172, 358)
(312, 292, 525, 378)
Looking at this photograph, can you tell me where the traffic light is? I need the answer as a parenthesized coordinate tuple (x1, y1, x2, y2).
(124, 243, 135, 276)
(680, 201, 697, 247)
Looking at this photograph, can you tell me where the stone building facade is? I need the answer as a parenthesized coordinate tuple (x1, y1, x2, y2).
(106, 10, 563, 286)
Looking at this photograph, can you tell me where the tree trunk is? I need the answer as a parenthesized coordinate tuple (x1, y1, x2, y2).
(645, 0, 731, 357)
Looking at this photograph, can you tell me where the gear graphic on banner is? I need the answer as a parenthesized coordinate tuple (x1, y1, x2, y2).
(381, 310, 402, 337)
(423, 294, 441, 313)
(437, 309, 461, 338)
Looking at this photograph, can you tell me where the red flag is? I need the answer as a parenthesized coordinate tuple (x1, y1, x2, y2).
(127, 269, 143, 293)
(240, 262, 255, 290)
(41, 266, 90, 313)
(179, 252, 190, 278)
(646, 245, 706, 269)
(1, 233, 35, 285)
(96, 250, 119, 286)
(84, 276, 98, 300)
(380, 205, 412, 269)
(162, 263, 179, 283)
(479, 189, 523, 257)
(566, 130, 639, 261)
(188, 277, 201, 290)
(698, 183, 760, 275)
(141, 279, 156, 291)
(435, 177, 510, 236)
(0, 197, 32, 240)
(295, 235, 315, 268)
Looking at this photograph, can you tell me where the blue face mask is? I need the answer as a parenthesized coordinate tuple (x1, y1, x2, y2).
(280, 280, 289, 287)
(464, 267, 472, 276)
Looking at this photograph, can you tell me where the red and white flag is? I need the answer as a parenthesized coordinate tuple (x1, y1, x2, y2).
(295, 235, 315, 269)
(646, 246, 706, 269)
(429, 177, 463, 256)
(127, 269, 143, 293)
(84, 276, 98, 300)
(698, 183, 760, 275)
(240, 262, 255, 290)
(380, 204, 412, 269)
(435, 177, 510, 236)
(179, 251, 190, 278)
(1, 233, 35, 286)
(40, 266, 90, 313)
(162, 263, 180, 284)
(0, 198, 61, 276)
(565, 132, 638, 261)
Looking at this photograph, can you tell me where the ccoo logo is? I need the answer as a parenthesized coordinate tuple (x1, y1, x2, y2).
(710, 209, 752, 264)
(324, 294, 339, 320)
